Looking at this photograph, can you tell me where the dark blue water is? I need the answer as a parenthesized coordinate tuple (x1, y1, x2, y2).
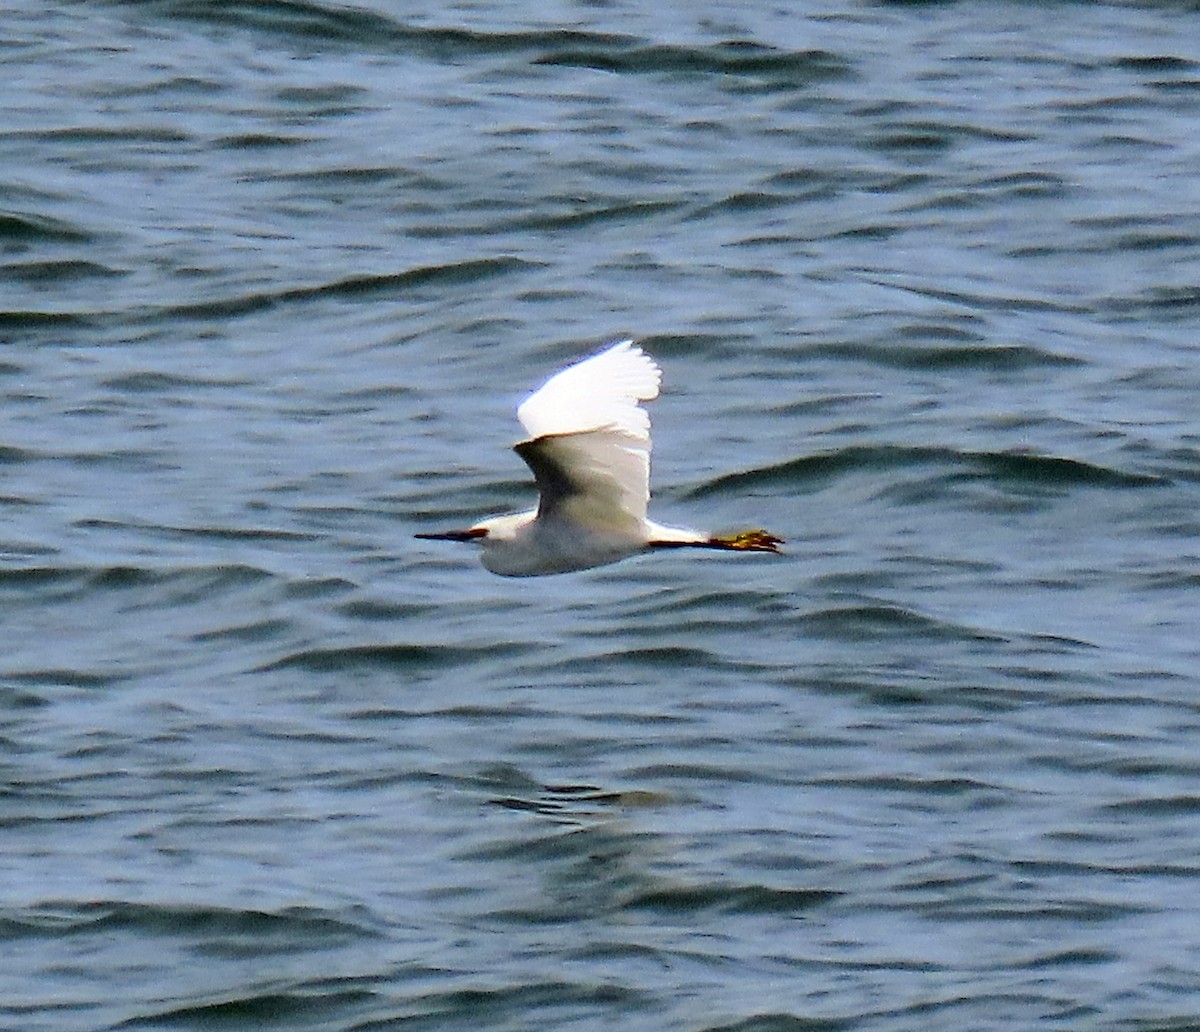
(4, 2, 1200, 1030)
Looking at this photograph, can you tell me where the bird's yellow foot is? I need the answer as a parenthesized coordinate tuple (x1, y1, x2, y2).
(710, 529, 784, 553)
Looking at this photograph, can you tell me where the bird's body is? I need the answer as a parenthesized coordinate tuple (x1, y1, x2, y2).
(416, 340, 781, 576)
(470, 510, 705, 577)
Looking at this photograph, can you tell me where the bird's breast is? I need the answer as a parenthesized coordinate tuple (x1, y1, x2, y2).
(480, 519, 645, 577)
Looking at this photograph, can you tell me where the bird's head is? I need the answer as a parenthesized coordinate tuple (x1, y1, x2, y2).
(415, 512, 532, 550)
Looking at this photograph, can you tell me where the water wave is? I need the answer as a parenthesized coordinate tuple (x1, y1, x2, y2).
(690, 446, 1167, 498)
(147, 257, 540, 322)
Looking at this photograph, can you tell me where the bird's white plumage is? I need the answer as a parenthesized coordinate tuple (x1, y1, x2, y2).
(518, 429, 651, 530)
(470, 340, 666, 575)
(416, 339, 781, 575)
(509, 340, 661, 548)
(516, 339, 660, 440)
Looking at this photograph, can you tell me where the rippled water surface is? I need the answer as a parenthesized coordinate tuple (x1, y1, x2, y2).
(4, 2, 1200, 1030)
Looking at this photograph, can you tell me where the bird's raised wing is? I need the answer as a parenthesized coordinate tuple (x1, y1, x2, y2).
(516, 339, 661, 441)
(515, 429, 651, 531)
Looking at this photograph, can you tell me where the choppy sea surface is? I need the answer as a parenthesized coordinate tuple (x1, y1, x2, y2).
(4, 2, 1200, 1029)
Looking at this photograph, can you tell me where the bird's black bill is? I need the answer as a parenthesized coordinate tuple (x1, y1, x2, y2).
(414, 528, 487, 542)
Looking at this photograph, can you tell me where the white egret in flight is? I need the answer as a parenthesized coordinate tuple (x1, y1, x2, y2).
(416, 340, 782, 576)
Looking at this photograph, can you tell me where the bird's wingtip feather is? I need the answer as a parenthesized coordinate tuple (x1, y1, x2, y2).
(516, 338, 661, 440)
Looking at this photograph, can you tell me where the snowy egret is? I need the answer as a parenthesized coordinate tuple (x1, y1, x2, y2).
(416, 339, 782, 576)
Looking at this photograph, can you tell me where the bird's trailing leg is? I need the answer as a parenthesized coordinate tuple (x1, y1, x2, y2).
(706, 529, 783, 553)
(650, 529, 783, 554)
(716, 529, 783, 552)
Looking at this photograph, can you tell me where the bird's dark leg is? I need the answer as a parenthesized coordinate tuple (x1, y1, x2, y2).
(649, 530, 783, 554)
